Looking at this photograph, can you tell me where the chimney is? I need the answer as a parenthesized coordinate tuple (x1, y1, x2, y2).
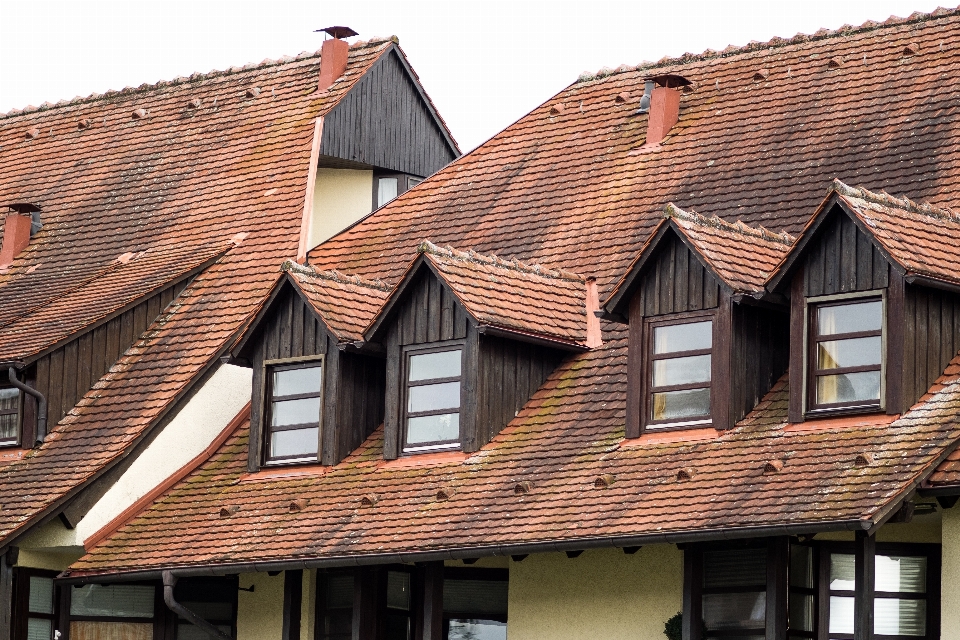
(0, 203, 41, 267)
(585, 277, 603, 348)
(316, 26, 358, 92)
(641, 74, 691, 146)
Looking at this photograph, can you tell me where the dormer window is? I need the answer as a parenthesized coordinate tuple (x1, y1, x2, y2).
(0, 386, 19, 446)
(264, 360, 323, 464)
(808, 297, 883, 413)
(647, 316, 713, 428)
(403, 343, 463, 452)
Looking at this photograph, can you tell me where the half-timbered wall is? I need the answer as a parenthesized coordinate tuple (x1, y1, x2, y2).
(244, 284, 385, 470)
(801, 208, 889, 297)
(901, 284, 960, 410)
(321, 48, 458, 178)
(635, 232, 720, 316)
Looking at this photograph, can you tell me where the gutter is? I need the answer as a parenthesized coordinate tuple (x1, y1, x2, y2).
(8, 366, 46, 445)
(60, 518, 868, 585)
(163, 571, 233, 640)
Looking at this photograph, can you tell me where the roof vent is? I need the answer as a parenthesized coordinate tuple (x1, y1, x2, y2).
(642, 74, 691, 147)
(904, 43, 920, 55)
(25, 128, 39, 140)
(132, 108, 148, 120)
(188, 98, 202, 109)
(316, 26, 358, 92)
(676, 467, 695, 481)
(245, 87, 261, 98)
(218, 505, 240, 518)
(77, 118, 92, 130)
(762, 460, 784, 474)
(753, 69, 769, 81)
(828, 57, 844, 68)
(550, 103, 565, 115)
(594, 473, 616, 488)
(0, 203, 41, 267)
(514, 481, 533, 495)
(436, 487, 455, 501)
(615, 92, 630, 104)
(360, 493, 379, 507)
(288, 498, 307, 512)
(854, 453, 874, 467)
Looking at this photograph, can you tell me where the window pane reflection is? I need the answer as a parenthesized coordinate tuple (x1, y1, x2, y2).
(273, 366, 321, 396)
(270, 427, 318, 458)
(817, 337, 882, 369)
(876, 555, 926, 593)
(789, 594, 814, 632)
(703, 592, 765, 629)
(654, 321, 711, 354)
(409, 350, 461, 381)
(829, 596, 855, 634)
(271, 397, 321, 427)
(818, 301, 882, 335)
(652, 388, 710, 421)
(378, 178, 399, 207)
(407, 414, 459, 444)
(653, 355, 711, 386)
(408, 382, 460, 413)
(817, 371, 881, 404)
(875, 598, 926, 636)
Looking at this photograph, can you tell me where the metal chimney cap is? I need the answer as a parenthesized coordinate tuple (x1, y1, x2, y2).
(317, 26, 359, 39)
(5, 203, 41, 214)
(645, 74, 692, 88)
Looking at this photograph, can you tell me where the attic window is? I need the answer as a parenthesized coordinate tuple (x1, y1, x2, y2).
(807, 296, 883, 413)
(402, 343, 463, 453)
(264, 360, 323, 463)
(645, 314, 713, 430)
(378, 177, 399, 207)
(0, 386, 19, 447)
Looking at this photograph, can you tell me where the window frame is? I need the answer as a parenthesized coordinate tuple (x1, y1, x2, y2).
(261, 355, 325, 466)
(12, 567, 58, 640)
(641, 310, 716, 432)
(804, 291, 886, 416)
(0, 383, 21, 448)
(372, 172, 425, 210)
(400, 340, 465, 454)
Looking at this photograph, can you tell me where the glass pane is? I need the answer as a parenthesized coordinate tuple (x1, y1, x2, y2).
(321, 610, 354, 640)
(653, 354, 711, 387)
(876, 555, 926, 593)
(325, 574, 355, 609)
(444, 579, 509, 615)
(28, 576, 54, 614)
(409, 350, 461, 381)
(829, 596, 854, 633)
(816, 371, 881, 404)
(652, 388, 710, 421)
(704, 548, 767, 588)
(270, 427, 318, 458)
(408, 382, 460, 413)
(406, 413, 459, 445)
(378, 177, 399, 207)
(0, 388, 17, 441)
(273, 366, 321, 397)
(703, 592, 766, 630)
(27, 618, 51, 640)
(70, 583, 155, 617)
(0, 413, 16, 441)
(817, 336, 882, 369)
(830, 554, 855, 590)
(387, 571, 411, 610)
(653, 321, 712, 354)
(0, 387, 17, 409)
(447, 620, 507, 640)
(789, 593, 814, 632)
(790, 545, 814, 589)
(177, 600, 233, 621)
(386, 612, 410, 640)
(271, 397, 320, 427)
(875, 598, 926, 636)
(818, 300, 882, 335)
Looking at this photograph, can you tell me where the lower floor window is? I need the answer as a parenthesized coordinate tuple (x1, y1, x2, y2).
(443, 569, 508, 640)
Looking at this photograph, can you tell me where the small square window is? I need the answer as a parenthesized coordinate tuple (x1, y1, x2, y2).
(645, 316, 713, 430)
(0, 386, 20, 447)
(808, 297, 883, 413)
(402, 344, 462, 453)
(378, 177, 399, 208)
(264, 361, 323, 464)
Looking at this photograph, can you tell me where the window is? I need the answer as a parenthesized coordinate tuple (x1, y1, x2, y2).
(386, 570, 413, 640)
(316, 572, 355, 640)
(172, 577, 238, 640)
(789, 544, 816, 638)
(0, 386, 20, 446)
(646, 316, 713, 429)
(701, 547, 767, 639)
(402, 344, 462, 453)
(808, 297, 883, 413)
(68, 583, 156, 640)
(443, 568, 508, 640)
(264, 361, 323, 464)
(13, 569, 57, 640)
(378, 177, 399, 207)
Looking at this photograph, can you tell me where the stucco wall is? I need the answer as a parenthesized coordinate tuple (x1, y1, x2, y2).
(508, 545, 682, 640)
(309, 168, 373, 248)
(237, 571, 285, 640)
(16, 548, 82, 571)
(943, 507, 960, 640)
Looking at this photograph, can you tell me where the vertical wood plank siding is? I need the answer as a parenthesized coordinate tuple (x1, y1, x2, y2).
(732, 304, 790, 427)
(802, 210, 889, 297)
(31, 280, 189, 428)
(320, 49, 457, 177)
(637, 233, 720, 316)
(901, 284, 960, 410)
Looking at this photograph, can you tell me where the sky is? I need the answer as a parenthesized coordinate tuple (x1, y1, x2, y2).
(0, 0, 947, 151)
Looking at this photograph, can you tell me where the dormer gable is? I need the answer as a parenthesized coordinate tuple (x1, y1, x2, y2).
(770, 179, 960, 419)
(230, 261, 390, 470)
(363, 242, 592, 458)
(603, 205, 794, 435)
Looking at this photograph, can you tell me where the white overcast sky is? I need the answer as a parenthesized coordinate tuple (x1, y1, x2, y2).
(0, 0, 946, 150)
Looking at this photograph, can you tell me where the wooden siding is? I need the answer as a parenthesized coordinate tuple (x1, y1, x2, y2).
(321, 48, 458, 178)
(244, 283, 385, 470)
(31, 279, 188, 429)
(802, 208, 889, 297)
(732, 304, 790, 425)
(901, 283, 960, 411)
(636, 232, 720, 316)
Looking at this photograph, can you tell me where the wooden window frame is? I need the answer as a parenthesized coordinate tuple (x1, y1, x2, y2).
(261, 355, 325, 466)
(0, 384, 21, 448)
(12, 567, 58, 640)
(818, 541, 941, 640)
(804, 291, 886, 417)
(372, 172, 424, 210)
(441, 567, 509, 627)
(401, 340, 464, 454)
(64, 580, 161, 625)
(641, 310, 716, 432)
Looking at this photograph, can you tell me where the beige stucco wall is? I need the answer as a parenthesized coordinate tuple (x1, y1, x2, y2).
(943, 507, 960, 640)
(237, 571, 285, 640)
(309, 168, 373, 249)
(508, 545, 682, 640)
(16, 547, 82, 571)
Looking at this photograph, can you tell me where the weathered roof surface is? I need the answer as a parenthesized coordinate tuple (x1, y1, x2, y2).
(285, 261, 391, 343)
(70, 335, 960, 576)
(0, 38, 397, 546)
(370, 242, 589, 347)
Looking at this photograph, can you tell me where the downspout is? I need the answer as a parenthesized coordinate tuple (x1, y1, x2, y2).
(162, 571, 234, 640)
(8, 367, 46, 445)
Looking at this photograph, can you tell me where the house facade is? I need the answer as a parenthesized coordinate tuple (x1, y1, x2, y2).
(6, 8, 960, 640)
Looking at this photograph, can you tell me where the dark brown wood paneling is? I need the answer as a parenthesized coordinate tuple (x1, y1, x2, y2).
(732, 304, 790, 427)
(902, 283, 960, 410)
(788, 269, 806, 423)
(638, 232, 720, 316)
(321, 49, 457, 177)
(803, 210, 888, 297)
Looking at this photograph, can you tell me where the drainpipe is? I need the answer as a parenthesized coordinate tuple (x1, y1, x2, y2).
(162, 571, 234, 640)
(8, 367, 46, 445)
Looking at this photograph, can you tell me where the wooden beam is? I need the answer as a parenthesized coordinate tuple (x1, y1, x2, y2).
(788, 268, 805, 422)
(353, 567, 384, 640)
(682, 546, 702, 640)
(0, 547, 16, 640)
(765, 537, 788, 640)
(854, 530, 875, 640)
(283, 569, 303, 640)
(420, 562, 443, 640)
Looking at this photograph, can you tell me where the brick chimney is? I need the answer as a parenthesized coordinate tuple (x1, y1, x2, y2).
(0, 204, 40, 267)
(317, 26, 358, 92)
(641, 75, 691, 146)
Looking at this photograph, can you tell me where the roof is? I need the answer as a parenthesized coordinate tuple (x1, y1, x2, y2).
(66, 8, 960, 573)
(366, 241, 589, 348)
(0, 38, 401, 548)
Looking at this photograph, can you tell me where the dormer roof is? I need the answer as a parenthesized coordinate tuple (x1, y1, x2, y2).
(604, 204, 794, 318)
(364, 241, 591, 350)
